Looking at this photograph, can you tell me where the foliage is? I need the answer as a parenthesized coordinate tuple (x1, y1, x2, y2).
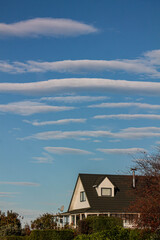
(74, 228, 160, 240)
(31, 213, 56, 230)
(21, 224, 31, 236)
(28, 229, 74, 240)
(0, 237, 28, 240)
(0, 211, 21, 236)
(129, 148, 160, 232)
(77, 216, 123, 235)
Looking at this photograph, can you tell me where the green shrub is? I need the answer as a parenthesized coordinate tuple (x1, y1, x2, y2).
(89, 231, 110, 240)
(0, 237, 28, 240)
(129, 229, 141, 240)
(28, 229, 74, 240)
(77, 216, 123, 235)
(74, 234, 90, 240)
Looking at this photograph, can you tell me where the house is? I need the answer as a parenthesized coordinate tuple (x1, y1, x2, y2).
(59, 173, 140, 228)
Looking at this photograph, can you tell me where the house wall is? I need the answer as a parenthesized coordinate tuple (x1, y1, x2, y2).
(69, 177, 90, 211)
(96, 177, 115, 197)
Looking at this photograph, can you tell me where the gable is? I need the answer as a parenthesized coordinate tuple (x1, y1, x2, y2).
(95, 177, 115, 197)
(69, 176, 90, 212)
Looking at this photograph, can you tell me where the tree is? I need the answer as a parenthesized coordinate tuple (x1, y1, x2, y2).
(0, 210, 21, 236)
(31, 213, 57, 230)
(129, 148, 160, 232)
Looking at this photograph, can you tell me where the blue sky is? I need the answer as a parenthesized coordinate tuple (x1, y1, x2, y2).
(1, 0, 160, 224)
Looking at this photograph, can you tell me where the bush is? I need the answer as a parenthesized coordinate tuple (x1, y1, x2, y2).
(0, 237, 28, 240)
(74, 234, 90, 240)
(77, 216, 123, 235)
(28, 229, 74, 240)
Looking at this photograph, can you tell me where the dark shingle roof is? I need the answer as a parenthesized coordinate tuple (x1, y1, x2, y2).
(68, 173, 140, 214)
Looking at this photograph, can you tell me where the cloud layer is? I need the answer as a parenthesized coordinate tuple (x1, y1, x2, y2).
(44, 146, 92, 155)
(1, 49, 160, 77)
(89, 102, 160, 109)
(24, 118, 86, 126)
(97, 148, 146, 154)
(0, 101, 74, 115)
(1, 78, 160, 96)
(0, 182, 39, 186)
(93, 114, 160, 120)
(0, 18, 98, 38)
(21, 127, 160, 141)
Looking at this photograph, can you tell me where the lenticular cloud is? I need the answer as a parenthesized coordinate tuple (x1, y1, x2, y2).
(0, 78, 160, 96)
(0, 18, 98, 37)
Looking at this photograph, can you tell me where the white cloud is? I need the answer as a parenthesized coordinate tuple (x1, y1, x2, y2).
(21, 130, 111, 141)
(90, 102, 160, 109)
(114, 127, 160, 139)
(0, 18, 98, 38)
(32, 152, 53, 164)
(44, 146, 93, 155)
(89, 158, 104, 161)
(0, 192, 19, 198)
(24, 118, 86, 126)
(1, 49, 160, 77)
(0, 182, 39, 186)
(20, 127, 160, 141)
(41, 95, 108, 103)
(1, 78, 160, 96)
(97, 148, 146, 155)
(0, 101, 74, 115)
(93, 114, 160, 120)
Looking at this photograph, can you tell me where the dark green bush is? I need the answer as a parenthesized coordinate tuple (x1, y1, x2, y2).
(28, 229, 74, 240)
(74, 234, 90, 240)
(77, 216, 123, 235)
(0, 237, 28, 240)
(92, 216, 123, 233)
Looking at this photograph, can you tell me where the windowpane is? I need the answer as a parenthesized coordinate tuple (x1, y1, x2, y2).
(80, 191, 86, 201)
(101, 188, 111, 196)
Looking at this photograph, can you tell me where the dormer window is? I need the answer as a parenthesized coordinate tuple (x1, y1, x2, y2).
(80, 191, 86, 202)
(101, 188, 112, 196)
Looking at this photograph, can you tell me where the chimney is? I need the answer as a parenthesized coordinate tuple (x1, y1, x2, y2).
(131, 168, 137, 188)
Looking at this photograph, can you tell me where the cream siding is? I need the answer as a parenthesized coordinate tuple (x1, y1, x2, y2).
(69, 177, 90, 211)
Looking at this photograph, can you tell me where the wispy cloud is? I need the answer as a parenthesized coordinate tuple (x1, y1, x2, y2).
(97, 148, 146, 154)
(20, 127, 160, 141)
(41, 95, 108, 103)
(24, 118, 86, 126)
(89, 157, 104, 161)
(0, 18, 98, 38)
(0, 101, 74, 115)
(20, 130, 111, 141)
(90, 102, 160, 109)
(1, 78, 160, 96)
(0, 182, 39, 186)
(93, 114, 160, 120)
(0, 192, 19, 198)
(44, 146, 93, 155)
(32, 152, 53, 164)
(1, 49, 160, 77)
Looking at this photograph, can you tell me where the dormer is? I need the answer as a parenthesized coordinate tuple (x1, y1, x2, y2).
(94, 177, 115, 197)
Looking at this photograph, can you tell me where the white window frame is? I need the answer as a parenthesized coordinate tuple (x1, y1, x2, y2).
(101, 188, 112, 196)
(80, 191, 86, 202)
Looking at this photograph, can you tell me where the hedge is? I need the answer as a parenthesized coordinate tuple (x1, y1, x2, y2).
(28, 229, 74, 240)
(0, 237, 28, 240)
(77, 216, 123, 235)
(75, 228, 160, 240)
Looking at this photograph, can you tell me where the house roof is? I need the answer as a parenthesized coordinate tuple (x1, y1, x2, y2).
(68, 173, 141, 214)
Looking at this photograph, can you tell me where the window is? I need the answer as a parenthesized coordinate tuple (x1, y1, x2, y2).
(80, 191, 86, 202)
(101, 188, 112, 196)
